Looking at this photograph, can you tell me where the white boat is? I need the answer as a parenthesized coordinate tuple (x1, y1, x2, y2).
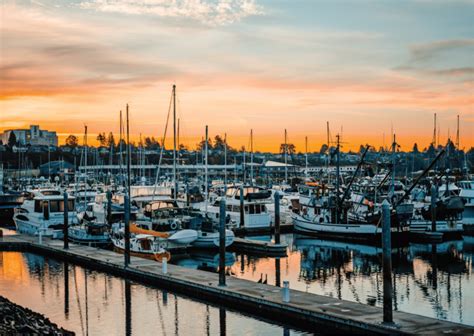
(13, 190, 78, 237)
(68, 222, 110, 247)
(459, 181, 474, 233)
(192, 229, 235, 248)
(202, 186, 272, 230)
(167, 229, 198, 245)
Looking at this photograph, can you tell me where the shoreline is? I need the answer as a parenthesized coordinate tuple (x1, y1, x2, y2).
(0, 295, 74, 335)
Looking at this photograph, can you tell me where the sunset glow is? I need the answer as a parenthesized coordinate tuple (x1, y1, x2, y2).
(1, 0, 473, 151)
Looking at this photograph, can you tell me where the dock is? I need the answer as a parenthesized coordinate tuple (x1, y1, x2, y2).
(1, 233, 473, 335)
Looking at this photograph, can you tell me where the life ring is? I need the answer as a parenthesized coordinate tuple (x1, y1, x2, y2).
(170, 222, 178, 230)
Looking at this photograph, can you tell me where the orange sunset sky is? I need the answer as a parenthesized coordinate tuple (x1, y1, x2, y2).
(1, 0, 473, 152)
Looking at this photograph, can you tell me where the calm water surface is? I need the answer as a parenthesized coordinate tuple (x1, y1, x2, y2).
(0, 251, 309, 335)
(173, 234, 474, 326)
(2, 221, 473, 331)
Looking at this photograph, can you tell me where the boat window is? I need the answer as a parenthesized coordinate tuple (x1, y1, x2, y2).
(244, 205, 249, 213)
(255, 204, 261, 214)
(34, 200, 43, 212)
(261, 205, 266, 212)
(50, 200, 60, 212)
(232, 205, 240, 212)
(226, 205, 232, 212)
(139, 239, 151, 250)
(249, 204, 255, 214)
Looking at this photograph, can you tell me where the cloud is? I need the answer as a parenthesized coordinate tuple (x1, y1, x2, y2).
(410, 39, 474, 62)
(78, 0, 263, 26)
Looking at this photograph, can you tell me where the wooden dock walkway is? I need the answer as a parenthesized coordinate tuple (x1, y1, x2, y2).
(1, 233, 473, 335)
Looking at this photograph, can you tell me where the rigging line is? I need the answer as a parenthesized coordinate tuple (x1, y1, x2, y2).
(152, 90, 173, 200)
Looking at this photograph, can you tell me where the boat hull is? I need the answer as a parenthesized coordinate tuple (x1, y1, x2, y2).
(292, 214, 409, 245)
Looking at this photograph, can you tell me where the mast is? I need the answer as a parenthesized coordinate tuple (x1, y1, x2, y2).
(242, 146, 246, 184)
(250, 129, 254, 186)
(205, 125, 208, 212)
(456, 115, 460, 149)
(173, 85, 177, 200)
(224, 133, 227, 192)
(335, 134, 340, 224)
(126, 104, 131, 194)
(119, 110, 124, 186)
(84, 125, 88, 209)
(284, 129, 288, 183)
(305, 136, 308, 178)
(391, 134, 396, 199)
(432, 113, 437, 147)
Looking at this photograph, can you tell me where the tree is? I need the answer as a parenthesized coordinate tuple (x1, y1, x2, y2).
(144, 137, 160, 150)
(319, 144, 329, 155)
(196, 138, 213, 151)
(96, 132, 106, 146)
(279, 143, 296, 155)
(7, 132, 17, 148)
(412, 143, 419, 153)
(65, 135, 79, 148)
(106, 132, 116, 148)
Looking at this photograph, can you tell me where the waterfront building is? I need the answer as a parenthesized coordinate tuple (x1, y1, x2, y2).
(0, 125, 58, 147)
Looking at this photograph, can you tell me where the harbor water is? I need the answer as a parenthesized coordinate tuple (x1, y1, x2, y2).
(174, 234, 474, 326)
(0, 250, 309, 335)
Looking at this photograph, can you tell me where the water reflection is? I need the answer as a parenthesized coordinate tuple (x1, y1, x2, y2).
(0, 252, 308, 335)
(219, 234, 473, 326)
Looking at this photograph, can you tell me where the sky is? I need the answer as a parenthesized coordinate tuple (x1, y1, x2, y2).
(1, 0, 473, 152)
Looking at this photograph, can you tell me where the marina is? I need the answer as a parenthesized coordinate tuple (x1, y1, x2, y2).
(1, 233, 473, 334)
(2, 1, 474, 334)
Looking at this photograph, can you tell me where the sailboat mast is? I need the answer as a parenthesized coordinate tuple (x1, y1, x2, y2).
(126, 104, 131, 194)
(284, 129, 288, 183)
(173, 85, 177, 200)
(84, 125, 88, 209)
(456, 115, 460, 149)
(224, 133, 227, 192)
(391, 134, 396, 199)
(250, 129, 254, 186)
(433, 113, 437, 147)
(335, 134, 340, 224)
(119, 110, 124, 186)
(305, 136, 308, 178)
(205, 125, 208, 212)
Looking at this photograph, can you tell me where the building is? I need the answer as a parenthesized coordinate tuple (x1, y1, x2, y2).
(0, 125, 58, 147)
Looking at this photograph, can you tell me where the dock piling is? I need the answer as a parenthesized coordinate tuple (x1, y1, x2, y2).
(282, 281, 290, 302)
(239, 185, 245, 228)
(382, 200, 393, 324)
(431, 184, 437, 232)
(274, 192, 281, 244)
(219, 198, 226, 286)
(162, 257, 168, 274)
(124, 194, 131, 267)
(63, 192, 69, 249)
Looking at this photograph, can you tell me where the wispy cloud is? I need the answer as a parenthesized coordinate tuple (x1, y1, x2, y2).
(78, 0, 263, 26)
(410, 39, 474, 62)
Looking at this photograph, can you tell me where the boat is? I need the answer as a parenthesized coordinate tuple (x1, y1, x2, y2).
(292, 183, 410, 244)
(13, 190, 77, 237)
(68, 221, 110, 247)
(459, 180, 474, 235)
(111, 232, 171, 262)
(202, 185, 272, 230)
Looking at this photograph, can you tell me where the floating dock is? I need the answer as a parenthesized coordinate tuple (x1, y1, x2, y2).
(1, 233, 473, 335)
